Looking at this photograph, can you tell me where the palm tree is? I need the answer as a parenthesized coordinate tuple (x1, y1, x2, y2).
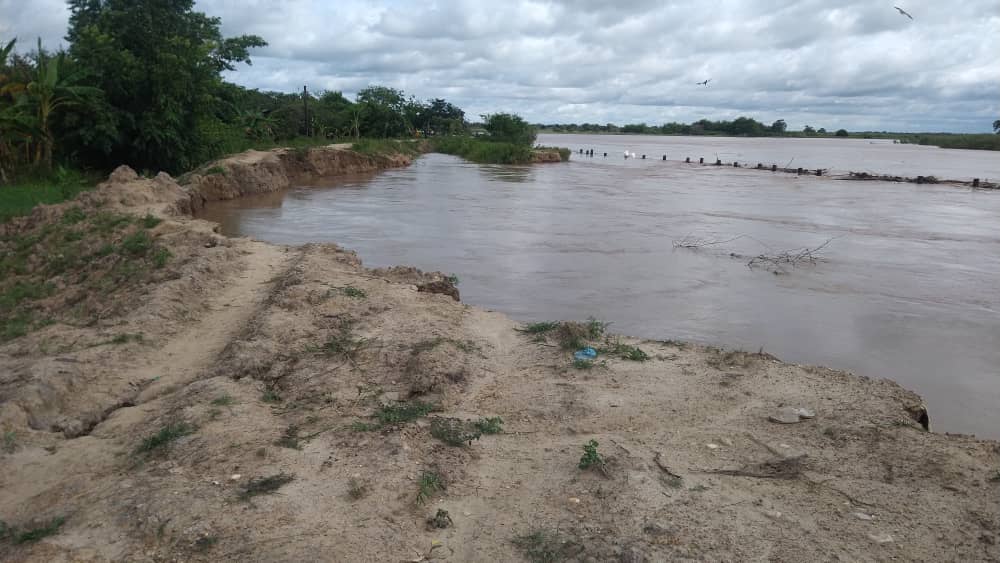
(994, 119, 999, 134)
(21, 39, 100, 168)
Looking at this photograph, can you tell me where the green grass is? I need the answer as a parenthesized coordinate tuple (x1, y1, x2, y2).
(0, 168, 99, 223)
(474, 416, 504, 435)
(430, 136, 535, 164)
(899, 133, 1000, 151)
(599, 339, 650, 362)
(135, 422, 194, 454)
(152, 247, 172, 268)
(261, 389, 282, 403)
(330, 285, 366, 299)
(517, 321, 560, 334)
(572, 358, 595, 370)
(375, 402, 434, 426)
(415, 470, 443, 505)
(307, 319, 367, 360)
(430, 417, 482, 447)
(211, 394, 235, 406)
(2, 430, 16, 453)
(120, 230, 152, 256)
(10, 516, 66, 544)
(240, 473, 294, 500)
(140, 213, 162, 228)
(103, 332, 144, 345)
(275, 425, 301, 450)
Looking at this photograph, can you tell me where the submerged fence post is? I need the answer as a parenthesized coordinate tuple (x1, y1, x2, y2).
(715, 159, 722, 166)
(973, 178, 980, 187)
(796, 167, 803, 175)
(699, 157, 704, 164)
(685, 157, 690, 163)
(662, 155, 666, 161)
(815, 169, 822, 176)
(772, 164, 777, 172)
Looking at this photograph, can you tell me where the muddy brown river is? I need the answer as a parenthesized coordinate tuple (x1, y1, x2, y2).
(199, 134, 1000, 438)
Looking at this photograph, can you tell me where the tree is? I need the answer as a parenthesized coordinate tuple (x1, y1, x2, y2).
(482, 112, 536, 146)
(356, 85, 408, 137)
(770, 119, 787, 134)
(994, 119, 999, 134)
(803, 125, 816, 134)
(817, 127, 827, 134)
(21, 40, 101, 168)
(66, 0, 266, 172)
(835, 128, 849, 137)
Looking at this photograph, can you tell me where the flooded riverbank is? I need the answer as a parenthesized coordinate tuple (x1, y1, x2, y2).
(199, 135, 1000, 438)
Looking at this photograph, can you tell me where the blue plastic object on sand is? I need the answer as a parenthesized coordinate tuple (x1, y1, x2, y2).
(573, 347, 597, 360)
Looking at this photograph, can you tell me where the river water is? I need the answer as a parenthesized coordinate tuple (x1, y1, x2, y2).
(199, 134, 1000, 438)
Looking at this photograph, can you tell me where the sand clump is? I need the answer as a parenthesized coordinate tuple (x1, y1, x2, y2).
(1, 157, 998, 562)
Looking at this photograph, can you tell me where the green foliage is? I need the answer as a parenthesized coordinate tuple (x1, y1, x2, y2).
(337, 285, 366, 298)
(430, 136, 534, 164)
(474, 416, 504, 434)
(140, 213, 162, 228)
(308, 319, 367, 360)
(261, 389, 282, 403)
(0, 168, 98, 223)
(375, 402, 434, 426)
(901, 133, 1000, 151)
(152, 247, 171, 269)
(578, 439, 604, 470)
(210, 394, 235, 406)
(11, 516, 66, 544)
(415, 471, 443, 505)
(351, 138, 419, 157)
(835, 128, 849, 137)
(106, 332, 143, 345)
(599, 339, 650, 361)
(518, 321, 560, 334)
(135, 422, 194, 454)
(482, 112, 536, 146)
(430, 417, 482, 446)
(119, 230, 152, 255)
(66, 0, 267, 173)
(572, 358, 595, 370)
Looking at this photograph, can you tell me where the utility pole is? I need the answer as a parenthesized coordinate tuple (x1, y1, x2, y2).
(302, 85, 310, 137)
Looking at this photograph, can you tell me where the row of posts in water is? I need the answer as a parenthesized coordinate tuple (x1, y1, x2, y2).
(576, 147, 826, 175)
(574, 148, 987, 187)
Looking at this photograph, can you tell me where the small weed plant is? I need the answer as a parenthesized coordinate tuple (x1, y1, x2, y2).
(578, 439, 604, 470)
(9, 516, 66, 544)
(136, 422, 194, 454)
(474, 416, 503, 435)
(416, 471, 443, 505)
(430, 417, 482, 447)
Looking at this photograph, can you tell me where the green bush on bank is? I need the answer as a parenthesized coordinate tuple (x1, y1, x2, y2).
(430, 137, 534, 164)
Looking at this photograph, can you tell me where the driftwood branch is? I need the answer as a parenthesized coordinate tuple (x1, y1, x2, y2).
(746, 238, 837, 270)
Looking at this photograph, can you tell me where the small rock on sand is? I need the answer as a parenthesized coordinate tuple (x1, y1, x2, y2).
(769, 406, 816, 424)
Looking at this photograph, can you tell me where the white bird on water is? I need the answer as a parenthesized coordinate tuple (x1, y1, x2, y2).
(894, 6, 913, 19)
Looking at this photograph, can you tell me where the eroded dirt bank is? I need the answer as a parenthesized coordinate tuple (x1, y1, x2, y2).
(1, 156, 998, 562)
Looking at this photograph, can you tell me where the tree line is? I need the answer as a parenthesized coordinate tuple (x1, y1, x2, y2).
(538, 118, 850, 137)
(0, 0, 477, 180)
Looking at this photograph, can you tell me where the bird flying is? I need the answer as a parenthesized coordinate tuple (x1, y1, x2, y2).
(696, 79, 711, 86)
(894, 6, 913, 19)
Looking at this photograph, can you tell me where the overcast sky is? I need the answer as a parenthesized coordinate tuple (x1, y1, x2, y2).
(2, 0, 998, 132)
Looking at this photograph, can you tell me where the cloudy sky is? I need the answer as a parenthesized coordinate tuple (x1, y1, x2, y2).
(2, 0, 998, 132)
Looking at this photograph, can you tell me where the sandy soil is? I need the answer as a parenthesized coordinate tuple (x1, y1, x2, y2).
(1, 155, 998, 562)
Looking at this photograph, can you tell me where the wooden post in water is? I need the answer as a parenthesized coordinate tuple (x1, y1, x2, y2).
(685, 157, 690, 163)
(699, 157, 704, 164)
(662, 155, 666, 161)
(973, 178, 980, 187)
(815, 169, 822, 176)
(642, 155, 646, 159)
(796, 167, 803, 175)
(916, 176, 924, 184)
(756, 163, 762, 169)
(715, 159, 722, 166)
(733, 162, 739, 167)
(772, 164, 777, 172)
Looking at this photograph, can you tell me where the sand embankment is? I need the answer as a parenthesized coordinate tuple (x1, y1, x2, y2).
(1, 148, 998, 562)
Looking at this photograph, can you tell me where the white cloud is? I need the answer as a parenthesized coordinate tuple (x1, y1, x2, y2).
(3, 0, 998, 131)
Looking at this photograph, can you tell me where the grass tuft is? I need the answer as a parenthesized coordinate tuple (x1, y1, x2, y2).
(11, 516, 66, 544)
(518, 321, 560, 334)
(140, 213, 162, 228)
(415, 471, 443, 505)
(135, 422, 194, 454)
(375, 402, 434, 426)
(578, 439, 604, 470)
(474, 416, 504, 435)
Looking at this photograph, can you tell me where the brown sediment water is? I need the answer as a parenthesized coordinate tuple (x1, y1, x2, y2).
(198, 134, 1000, 438)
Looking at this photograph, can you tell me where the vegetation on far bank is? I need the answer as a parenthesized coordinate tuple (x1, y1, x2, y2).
(537, 117, 1000, 151)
